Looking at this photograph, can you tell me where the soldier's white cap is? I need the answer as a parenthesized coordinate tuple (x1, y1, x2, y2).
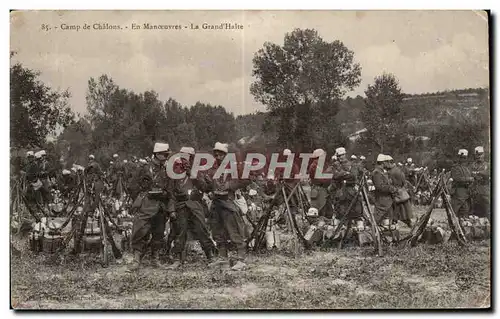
(377, 154, 386, 162)
(113, 154, 119, 158)
(359, 155, 366, 160)
(110, 161, 114, 165)
(77, 165, 85, 171)
(397, 162, 403, 166)
(458, 149, 468, 156)
(283, 149, 292, 156)
(475, 146, 484, 154)
(307, 207, 319, 217)
(34, 151, 43, 159)
(248, 189, 258, 196)
(213, 142, 229, 153)
(89, 154, 95, 160)
(40, 150, 46, 156)
(335, 147, 346, 156)
(26, 151, 34, 157)
(312, 148, 326, 158)
(351, 155, 357, 160)
(123, 160, 128, 163)
(62, 169, 71, 175)
(385, 155, 393, 161)
(153, 142, 170, 153)
(71, 167, 77, 173)
(139, 159, 147, 164)
(407, 158, 413, 163)
(331, 155, 338, 161)
(180, 147, 195, 155)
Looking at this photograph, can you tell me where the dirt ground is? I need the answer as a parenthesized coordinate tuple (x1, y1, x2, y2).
(10, 208, 491, 310)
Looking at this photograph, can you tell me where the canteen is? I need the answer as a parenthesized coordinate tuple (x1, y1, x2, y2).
(304, 225, 317, 241)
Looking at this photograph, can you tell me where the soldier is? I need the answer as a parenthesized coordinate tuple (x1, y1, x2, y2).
(59, 169, 77, 200)
(129, 143, 175, 270)
(471, 146, 490, 219)
(388, 157, 414, 228)
(35, 150, 54, 204)
(205, 142, 249, 269)
(308, 148, 334, 219)
(110, 154, 127, 200)
(372, 154, 398, 224)
(450, 149, 474, 218)
(332, 148, 362, 221)
(84, 154, 105, 210)
(168, 147, 215, 268)
(21, 151, 35, 175)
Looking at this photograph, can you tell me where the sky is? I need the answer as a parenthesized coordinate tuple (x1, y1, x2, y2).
(10, 10, 489, 116)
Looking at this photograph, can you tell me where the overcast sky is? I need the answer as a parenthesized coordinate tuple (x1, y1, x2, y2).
(10, 10, 489, 116)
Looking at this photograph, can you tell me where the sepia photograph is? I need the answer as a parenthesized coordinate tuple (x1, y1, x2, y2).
(9, 10, 491, 310)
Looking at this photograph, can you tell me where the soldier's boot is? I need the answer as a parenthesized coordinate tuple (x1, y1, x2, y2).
(150, 249, 161, 268)
(208, 244, 229, 268)
(218, 245, 228, 258)
(127, 250, 142, 272)
(230, 247, 247, 270)
(204, 248, 214, 263)
(167, 251, 185, 270)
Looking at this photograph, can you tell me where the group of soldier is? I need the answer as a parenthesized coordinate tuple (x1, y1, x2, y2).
(17, 142, 490, 271)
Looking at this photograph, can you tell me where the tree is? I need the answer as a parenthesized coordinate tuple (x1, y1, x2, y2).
(10, 57, 74, 149)
(361, 73, 404, 153)
(251, 28, 361, 150)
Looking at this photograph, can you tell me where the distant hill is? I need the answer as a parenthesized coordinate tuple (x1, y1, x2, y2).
(236, 87, 490, 140)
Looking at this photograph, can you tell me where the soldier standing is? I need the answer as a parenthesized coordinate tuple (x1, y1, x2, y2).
(388, 158, 414, 228)
(308, 148, 334, 219)
(168, 147, 215, 268)
(206, 142, 249, 269)
(128, 143, 174, 270)
(471, 146, 490, 219)
(332, 148, 362, 221)
(110, 154, 126, 200)
(35, 150, 54, 204)
(450, 149, 474, 218)
(372, 154, 398, 224)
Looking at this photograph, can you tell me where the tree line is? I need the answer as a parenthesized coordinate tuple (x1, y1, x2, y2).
(10, 28, 490, 174)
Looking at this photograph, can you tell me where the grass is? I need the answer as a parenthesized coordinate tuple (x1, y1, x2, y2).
(10, 208, 491, 310)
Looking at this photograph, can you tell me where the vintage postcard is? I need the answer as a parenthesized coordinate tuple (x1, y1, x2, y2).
(10, 10, 490, 310)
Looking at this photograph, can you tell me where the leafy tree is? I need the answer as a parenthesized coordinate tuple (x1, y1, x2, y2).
(251, 28, 361, 150)
(10, 57, 74, 149)
(361, 73, 404, 153)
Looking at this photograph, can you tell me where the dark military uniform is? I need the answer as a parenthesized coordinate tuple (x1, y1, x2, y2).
(38, 158, 55, 204)
(205, 167, 249, 259)
(110, 161, 127, 199)
(372, 165, 397, 223)
(130, 159, 174, 255)
(84, 159, 104, 211)
(170, 167, 215, 262)
(308, 160, 334, 219)
(59, 173, 77, 200)
(471, 159, 490, 218)
(332, 159, 362, 219)
(389, 166, 414, 223)
(450, 162, 474, 218)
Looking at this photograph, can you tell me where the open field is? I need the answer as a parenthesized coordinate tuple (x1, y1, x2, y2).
(10, 208, 491, 310)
